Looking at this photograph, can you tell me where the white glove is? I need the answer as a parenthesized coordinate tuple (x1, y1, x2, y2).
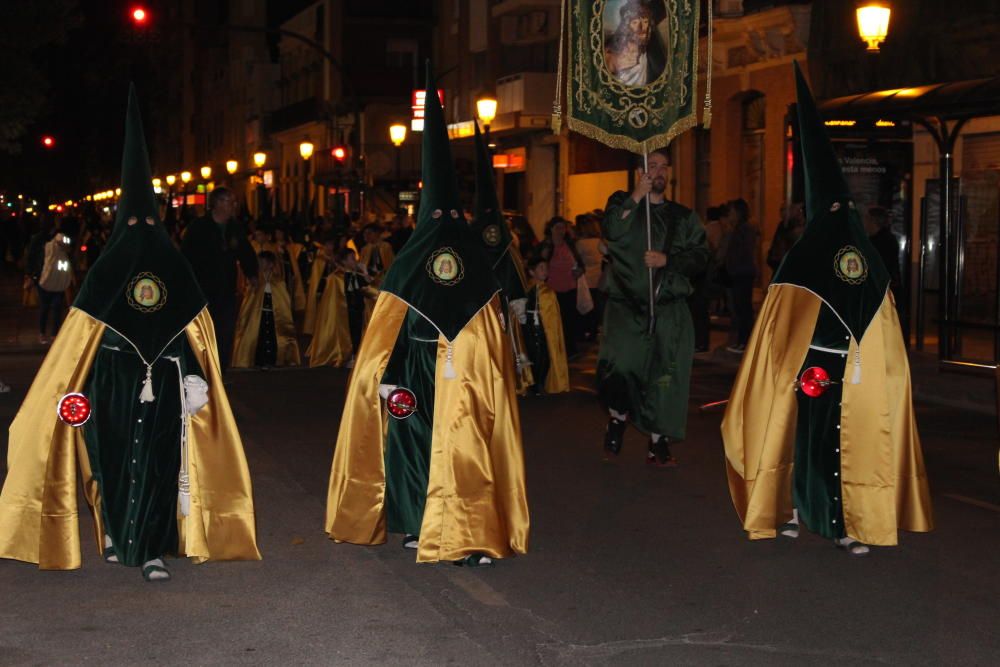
(510, 298, 528, 325)
(183, 375, 209, 415)
(378, 384, 398, 400)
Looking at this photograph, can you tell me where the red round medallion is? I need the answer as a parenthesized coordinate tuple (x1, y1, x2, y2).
(57, 392, 92, 427)
(798, 366, 831, 398)
(386, 387, 418, 419)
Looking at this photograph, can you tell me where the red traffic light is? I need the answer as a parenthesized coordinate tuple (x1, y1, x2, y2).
(331, 146, 347, 161)
(41, 135, 55, 149)
(131, 7, 148, 23)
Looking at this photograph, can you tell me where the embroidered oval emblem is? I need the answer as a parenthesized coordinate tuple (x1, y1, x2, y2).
(482, 224, 502, 247)
(127, 272, 168, 312)
(426, 248, 464, 286)
(834, 246, 868, 285)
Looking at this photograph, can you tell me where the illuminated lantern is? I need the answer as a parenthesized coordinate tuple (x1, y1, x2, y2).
(386, 387, 418, 419)
(797, 366, 833, 398)
(57, 393, 92, 427)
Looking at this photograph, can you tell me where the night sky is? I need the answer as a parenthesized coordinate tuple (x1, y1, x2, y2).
(0, 0, 316, 204)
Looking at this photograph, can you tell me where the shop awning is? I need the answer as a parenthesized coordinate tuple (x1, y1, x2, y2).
(817, 76, 1000, 121)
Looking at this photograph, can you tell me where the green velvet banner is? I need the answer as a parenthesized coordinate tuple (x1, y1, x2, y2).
(556, 0, 708, 154)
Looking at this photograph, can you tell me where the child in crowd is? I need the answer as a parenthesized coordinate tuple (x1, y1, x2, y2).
(232, 251, 301, 368)
(518, 257, 569, 395)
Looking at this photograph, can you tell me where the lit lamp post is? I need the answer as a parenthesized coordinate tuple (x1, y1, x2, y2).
(856, 3, 891, 52)
(226, 159, 238, 176)
(180, 170, 192, 213)
(200, 165, 212, 181)
(165, 174, 176, 210)
(253, 151, 267, 220)
(299, 140, 314, 218)
(476, 96, 498, 153)
(389, 123, 407, 191)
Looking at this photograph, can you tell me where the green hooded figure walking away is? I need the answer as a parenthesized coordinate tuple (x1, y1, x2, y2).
(0, 86, 261, 582)
(598, 149, 709, 466)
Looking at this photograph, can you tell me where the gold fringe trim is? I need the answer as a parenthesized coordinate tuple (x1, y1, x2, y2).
(565, 113, 698, 155)
(703, 0, 713, 128)
(551, 0, 567, 135)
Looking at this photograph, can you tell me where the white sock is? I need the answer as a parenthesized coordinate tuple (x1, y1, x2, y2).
(143, 558, 170, 580)
(609, 409, 627, 422)
(835, 537, 870, 554)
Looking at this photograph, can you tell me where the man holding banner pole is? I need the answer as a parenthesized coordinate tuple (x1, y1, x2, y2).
(598, 149, 708, 465)
(551, 0, 713, 463)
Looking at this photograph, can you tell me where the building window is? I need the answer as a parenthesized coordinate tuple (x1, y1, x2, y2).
(742, 93, 766, 132)
(386, 38, 419, 69)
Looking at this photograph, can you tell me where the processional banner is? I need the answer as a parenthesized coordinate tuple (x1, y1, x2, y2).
(553, 0, 712, 154)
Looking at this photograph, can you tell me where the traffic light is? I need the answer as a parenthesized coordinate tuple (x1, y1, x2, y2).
(331, 146, 348, 162)
(41, 135, 55, 149)
(130, 6, 148, 25)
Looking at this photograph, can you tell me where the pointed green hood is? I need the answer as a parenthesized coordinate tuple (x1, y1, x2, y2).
(379, 63, 500, 341)
(772, 62, 890, 342)
(73, 84, 207, 362)
(470, 121, 526, 301)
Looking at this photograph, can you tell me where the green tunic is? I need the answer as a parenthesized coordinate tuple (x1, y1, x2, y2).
(793, 304, 850, 539)
(382, 309, 437, 536)
(597, 192, 708, 438)
(84, 329, 201, 566)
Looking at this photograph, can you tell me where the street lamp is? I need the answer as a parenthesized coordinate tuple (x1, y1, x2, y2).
(180, 171, 192, 184)
(856, 3, 891, 52)
(389, 124, 407, 194)
(165, 174, 176, 187)
(299, 141, 314, 217)
(253, 151, 267, 169)
(226, 159, 238, 175)
(252, 152, 268, 220)
(477, 96, 498, 151)
(200, 165, 212, 180)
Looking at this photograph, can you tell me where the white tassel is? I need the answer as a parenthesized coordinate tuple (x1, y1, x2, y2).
(444, 341, 457, 379)
(139, 364, 155, 402)
(178, 472, 190, 516)
(851, 348, 861, 384)
(533, 308, 540, 327)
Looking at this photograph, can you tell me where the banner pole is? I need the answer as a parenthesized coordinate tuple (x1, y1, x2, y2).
(644, 151, 655, 335)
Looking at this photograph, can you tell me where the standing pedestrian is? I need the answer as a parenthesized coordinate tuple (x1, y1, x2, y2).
(598, 149, 709, 465)
(575, 215, 607, 341)
(180, 186, 258, 370)
(723, 199, 759, 354)
(538, 216, 584, 355)
(36, 230, 74, 343)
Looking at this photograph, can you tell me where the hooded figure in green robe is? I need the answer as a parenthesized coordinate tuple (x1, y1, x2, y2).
(721, 63, 932, 555)
(0, 86, 261, 581)
(597, 149, 709, 465)
(325, 64, 529, 566)
(470, 121, 534, 388)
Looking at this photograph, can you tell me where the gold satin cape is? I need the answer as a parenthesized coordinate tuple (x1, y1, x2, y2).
(306, 270, 353, 368)
(721, 284, 933, 546)
(0, 307, 262, 569)
(325, 292, 530, 562)
(231, 277, 301, 368)
(303, 255, 331, 335)
(534, 282, 570, 394)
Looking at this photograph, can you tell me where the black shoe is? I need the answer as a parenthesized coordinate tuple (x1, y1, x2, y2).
(402, 535, 419, 550)
(603, 418, 626, 457)
(647, 436, 677, 467)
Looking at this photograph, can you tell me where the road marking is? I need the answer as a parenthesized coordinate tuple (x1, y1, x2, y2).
(446, 571, 509, 607)
(943, 493, 1000, 513)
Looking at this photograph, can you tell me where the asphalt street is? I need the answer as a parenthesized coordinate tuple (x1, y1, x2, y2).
(1, 346, 998, 665)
